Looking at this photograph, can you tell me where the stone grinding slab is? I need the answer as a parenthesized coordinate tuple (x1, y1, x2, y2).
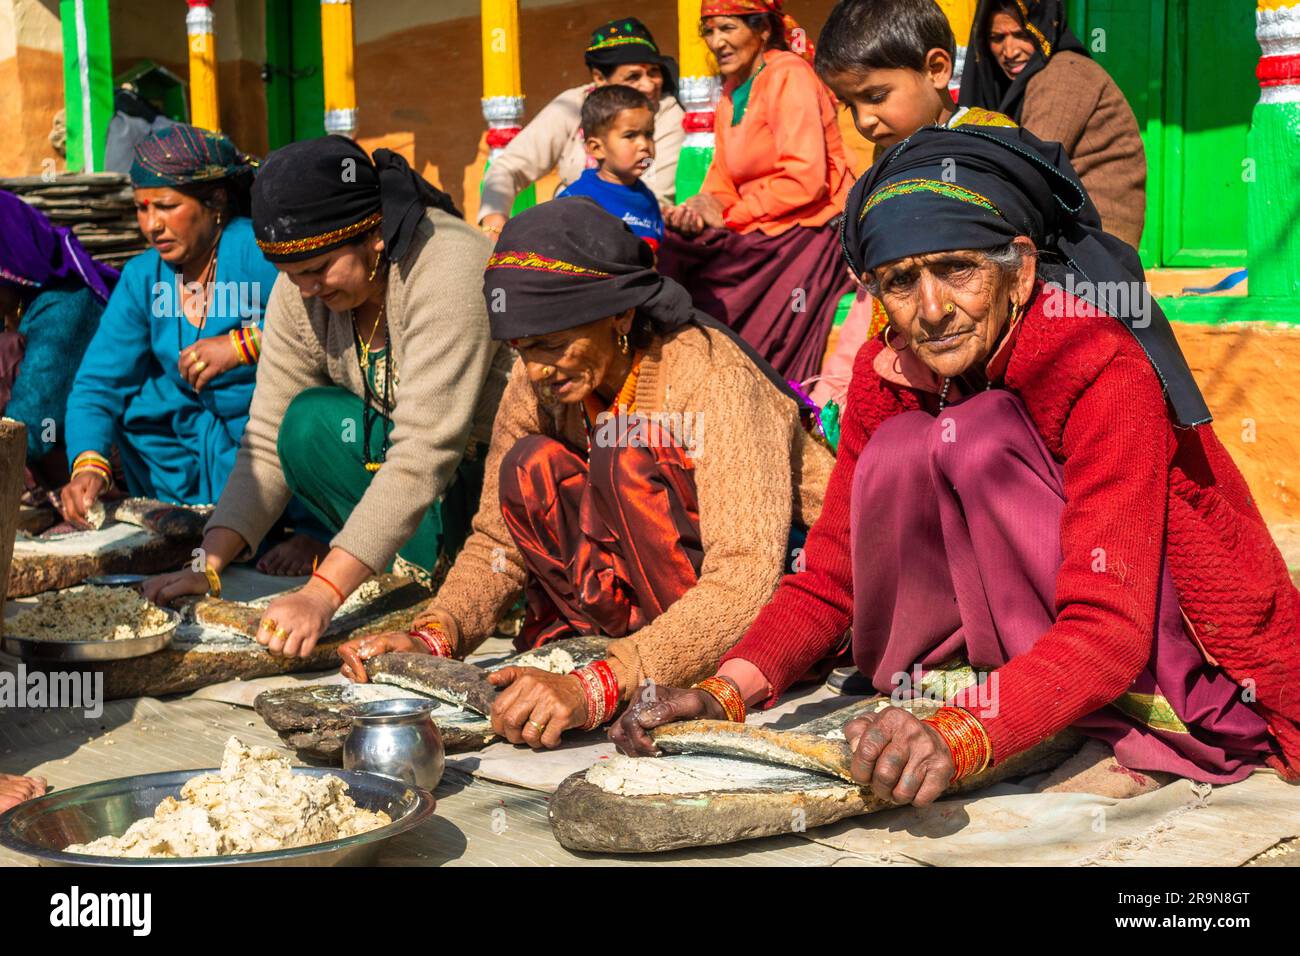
(548, 697, 1084, 854)
(12, 574, 433, 701)
(253, 638, 613, 762)
(7, 499, 208, 598)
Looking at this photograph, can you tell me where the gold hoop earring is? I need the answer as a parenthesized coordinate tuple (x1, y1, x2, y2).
(943, 302, 955, 315)
(883, 325, 908, 353)
(617, 332, 630, 355)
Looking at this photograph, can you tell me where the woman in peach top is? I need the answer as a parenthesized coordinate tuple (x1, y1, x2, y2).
(659, 1, 852, 383)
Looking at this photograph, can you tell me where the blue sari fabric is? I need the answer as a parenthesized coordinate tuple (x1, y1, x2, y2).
(65, 217, 280, 505)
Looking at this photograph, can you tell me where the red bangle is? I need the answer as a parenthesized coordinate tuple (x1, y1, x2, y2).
(924, 706, 992, 782)
(693, 676, 747, 723)
(409, 625, 452, 658)
(573, 660, 620, 730)
(311, 571, 346, 606)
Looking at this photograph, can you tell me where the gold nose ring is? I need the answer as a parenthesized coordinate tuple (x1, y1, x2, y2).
(944, 302, 956, 315)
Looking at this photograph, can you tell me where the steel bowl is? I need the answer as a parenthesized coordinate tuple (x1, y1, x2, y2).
(0, 608, 179, 662)
(81, 574, 148, 587)
(0, 767, 434, 867)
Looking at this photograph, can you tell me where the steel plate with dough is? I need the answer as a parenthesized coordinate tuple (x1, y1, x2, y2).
(1, 608, 179, 662)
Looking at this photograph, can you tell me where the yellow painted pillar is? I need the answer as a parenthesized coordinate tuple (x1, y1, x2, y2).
(677, 0, 720, 199)
(186, 0, 219, 131)
(321, 0, 358, 137)
(935, 0, 979, 97)
(481, 0, 524, 156)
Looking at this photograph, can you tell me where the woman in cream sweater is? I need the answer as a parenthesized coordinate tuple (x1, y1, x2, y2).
(144, 136, 510, 655)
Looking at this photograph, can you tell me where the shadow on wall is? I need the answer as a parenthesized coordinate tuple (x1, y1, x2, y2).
(351, 0, 845, 215)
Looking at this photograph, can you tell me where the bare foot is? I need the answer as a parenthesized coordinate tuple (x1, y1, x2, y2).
(0, 772, 47, 813)
(1039, 739, 1178, 798)
(257, 532, 330, 577)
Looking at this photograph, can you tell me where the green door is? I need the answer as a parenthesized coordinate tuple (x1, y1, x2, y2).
(264, 0, 325, 149)
(1063, 0, 1257, 268)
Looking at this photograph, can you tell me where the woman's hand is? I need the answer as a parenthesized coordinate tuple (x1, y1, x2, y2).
(0, 773, 46, 814)
(843, 706, 955, 806)
(57, 471, 106, 529)
(337, 630, 424, 683)
(178, 332, 243, 392)
(480, 214, 507, 243)
(684, 192, 726, 230)
(256, 582, 341, 658)
(487, 667, 590, 750)
(664, 203, 705, 237)
(609, 683, 725, 757)
(141, 568, 211, 606)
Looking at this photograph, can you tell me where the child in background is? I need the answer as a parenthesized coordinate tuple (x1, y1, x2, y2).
(557, 85, 665, 252)
(808, 0, 1016, 409)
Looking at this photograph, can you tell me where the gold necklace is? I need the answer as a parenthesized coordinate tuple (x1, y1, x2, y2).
(352, 301, 385, 370)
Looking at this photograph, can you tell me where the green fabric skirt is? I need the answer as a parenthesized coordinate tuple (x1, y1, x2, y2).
(277, 386, 486, 577)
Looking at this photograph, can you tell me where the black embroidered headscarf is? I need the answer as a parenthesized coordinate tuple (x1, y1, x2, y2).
(841, 123, 1210, 428)
(584, 17, 678, 98)
(958, 0, 1088, 122)
(251, 135, 461, 263)
(484, 197, 796, 399)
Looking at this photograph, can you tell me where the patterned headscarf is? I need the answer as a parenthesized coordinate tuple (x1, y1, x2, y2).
(129, 123, 257, 189)
(700, 0, 815, 63)
(842, 123, 1209, 428)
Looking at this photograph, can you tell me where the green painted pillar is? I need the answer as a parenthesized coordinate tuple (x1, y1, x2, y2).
(1247, 2, 1300, 299)
(60, 0, 114, 173)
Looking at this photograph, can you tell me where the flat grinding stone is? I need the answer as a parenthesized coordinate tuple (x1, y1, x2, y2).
(252, 636, 613, 763)
(549, 698, 1084, 854)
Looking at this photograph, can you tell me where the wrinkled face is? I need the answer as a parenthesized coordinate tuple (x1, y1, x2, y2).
(277, 232, 383, 312)
(700, 16, 768, 79)
(134, 187, 221, 265)
(869, 244, 1036, 379)
(509, 311, 633, 408)
(823, 58, 952, 148)
(989, 11, 1038, 80)
(594, 62, 665, 101)
(588, 107, 656, 181)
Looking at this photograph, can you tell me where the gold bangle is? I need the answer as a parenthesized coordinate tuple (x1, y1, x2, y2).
(693, 676, 747, 723)
(203, 566, 221, 598)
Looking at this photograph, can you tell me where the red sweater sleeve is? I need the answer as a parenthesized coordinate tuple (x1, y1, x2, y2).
(721, 340, 910, 702)
(974, 356, 1172, 762)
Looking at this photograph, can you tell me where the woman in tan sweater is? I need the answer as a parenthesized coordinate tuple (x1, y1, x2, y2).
(339, 198, 833, 749)
(144, 137, 510, 656)
(958, 0, 1146, 249)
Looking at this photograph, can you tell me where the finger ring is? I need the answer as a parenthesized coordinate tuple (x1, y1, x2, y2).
(261, 618, 278, 632)
(187, 350, 198, 364)
(193, 360, 208, 372)
(273, 626, 290, 641)
(528, 719, 546, 733)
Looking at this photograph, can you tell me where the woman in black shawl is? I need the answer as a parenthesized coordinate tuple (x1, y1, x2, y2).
(614, 124, 1299, 802)
(958, 0, 1147, 248)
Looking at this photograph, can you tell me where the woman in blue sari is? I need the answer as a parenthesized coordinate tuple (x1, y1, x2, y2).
(60, 125, 323, 573)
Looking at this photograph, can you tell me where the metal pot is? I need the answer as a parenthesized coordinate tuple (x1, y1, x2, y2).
(343, 698, 445, 791)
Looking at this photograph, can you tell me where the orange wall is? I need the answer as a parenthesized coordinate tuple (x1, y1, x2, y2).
(0, 45, 63, 176)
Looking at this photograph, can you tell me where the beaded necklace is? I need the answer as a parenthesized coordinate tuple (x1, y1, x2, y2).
(351, 303, 393, 473)
(582, 353, 642, 435)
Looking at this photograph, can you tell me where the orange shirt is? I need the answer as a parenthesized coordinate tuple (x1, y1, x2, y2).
(702, 49, 852, 238)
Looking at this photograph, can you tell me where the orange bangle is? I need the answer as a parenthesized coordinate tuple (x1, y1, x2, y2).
(924, 706, 991, 782)
(693, 676, 747, 723)
(311, 571, 346, 606)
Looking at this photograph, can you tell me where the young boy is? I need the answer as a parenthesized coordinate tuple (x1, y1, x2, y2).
(815, 0, 1015, 154)
(557, 84, 665, 252)
(807, 0, 1015, 408)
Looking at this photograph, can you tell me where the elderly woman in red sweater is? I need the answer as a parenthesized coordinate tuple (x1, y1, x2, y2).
(613, 124, 1300, 804)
